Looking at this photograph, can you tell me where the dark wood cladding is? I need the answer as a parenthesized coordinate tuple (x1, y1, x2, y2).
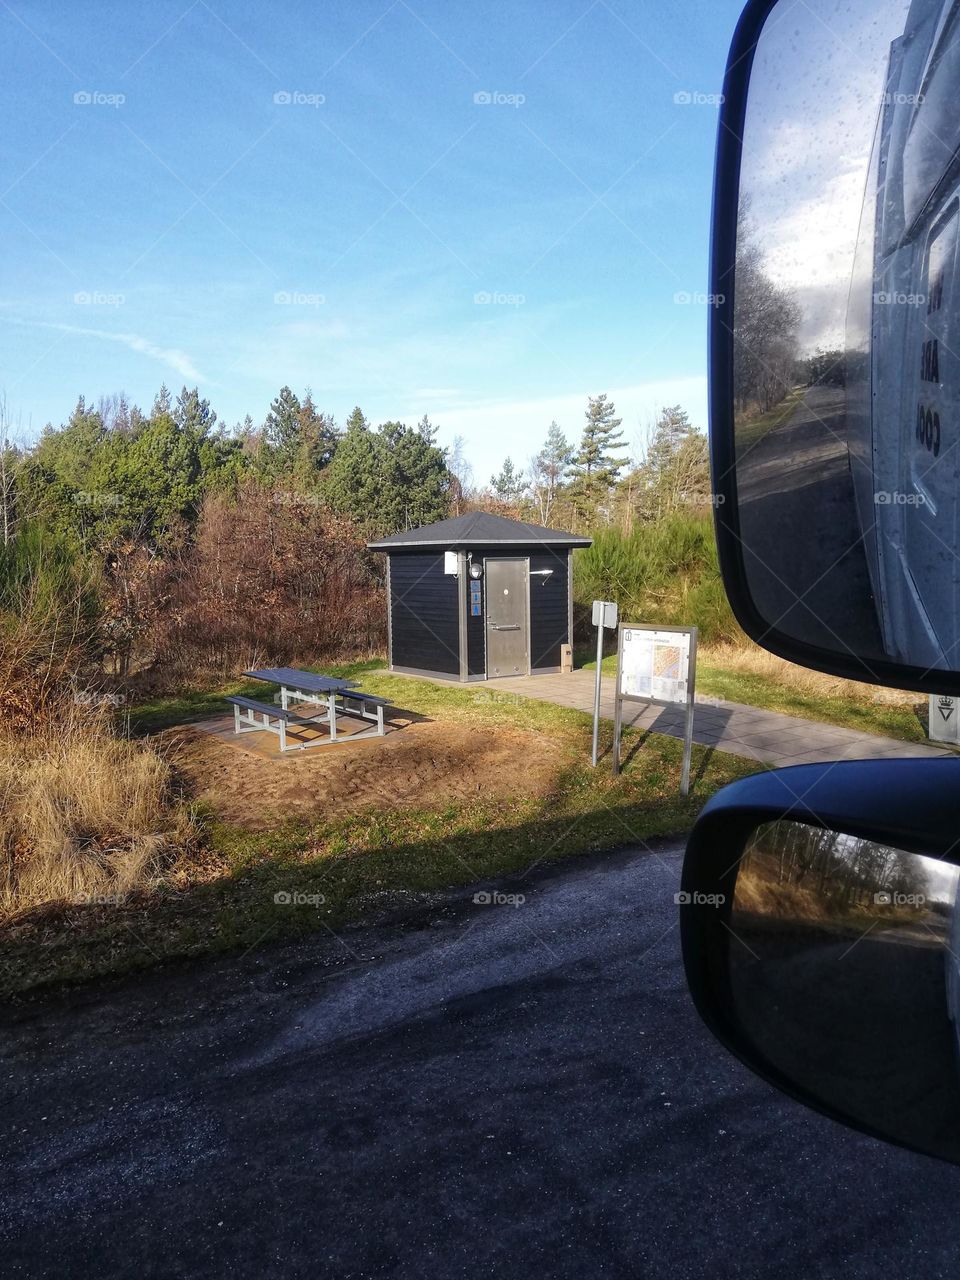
(388, 551, 460, 675)
(387, 545, 573, 680)
(529, 549, 569, 670)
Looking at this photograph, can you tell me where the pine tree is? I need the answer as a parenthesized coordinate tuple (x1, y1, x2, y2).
(174, 386, 218, 437)
(264, 386, 302, 462)
(417, 414, 438, 445)
(152, 385, 172, 417)
(631, 405, 709, 519)
(569, 394, 628, 520)
(297, 391, 339, 474)
(490, 456, 526, 505)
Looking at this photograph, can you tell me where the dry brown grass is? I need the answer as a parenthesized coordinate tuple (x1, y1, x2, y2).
(701, 641, 916, 706)
(0, 705, 194, 920)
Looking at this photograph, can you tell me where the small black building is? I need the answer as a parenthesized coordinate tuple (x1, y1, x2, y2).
(368, 513, 592, 681)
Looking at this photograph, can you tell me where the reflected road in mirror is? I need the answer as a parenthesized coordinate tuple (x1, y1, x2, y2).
(728, 820, 960, 1162)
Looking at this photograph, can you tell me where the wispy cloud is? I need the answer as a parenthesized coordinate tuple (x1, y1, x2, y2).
(1, 317, 206, 383)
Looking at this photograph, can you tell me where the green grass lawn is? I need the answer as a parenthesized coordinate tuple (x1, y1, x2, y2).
(579, 651, 927, 742)
(1, 668, 761, 999)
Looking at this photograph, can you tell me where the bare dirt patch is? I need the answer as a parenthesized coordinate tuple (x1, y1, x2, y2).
(160, 717, 570, 830)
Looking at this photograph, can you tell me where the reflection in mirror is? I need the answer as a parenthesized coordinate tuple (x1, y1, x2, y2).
(729, 820, 960, 1161)
(730, 0, 960, 673)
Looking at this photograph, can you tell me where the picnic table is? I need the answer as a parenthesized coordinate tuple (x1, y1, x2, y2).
(225, 667, 392, 752)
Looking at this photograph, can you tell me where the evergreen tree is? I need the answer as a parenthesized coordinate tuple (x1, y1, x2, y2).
(152, 384, 172, 417)
(630, 405, 709, 519)
(490, 456, 526, 505)
(417, 414, 438, 445)
(264, 386, 302, 462)
(323, 417, 450, 534)
(174, 386, 218, 437)
(296, 391, 339, 475)
(569, 394, 629, 520)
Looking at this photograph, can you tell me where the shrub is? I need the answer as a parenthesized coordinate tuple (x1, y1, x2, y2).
(573, 513, 742, 644)
(0, 707, 192, 918)
(144, 481, 385, 683)
(0, 524, 103, 730)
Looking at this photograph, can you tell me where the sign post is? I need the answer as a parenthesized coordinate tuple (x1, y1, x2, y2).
(612, 624, 697, 794)
(590, 600, 618, 766)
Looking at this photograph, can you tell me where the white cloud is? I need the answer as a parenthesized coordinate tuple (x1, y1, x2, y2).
(2, 317, 205, 382)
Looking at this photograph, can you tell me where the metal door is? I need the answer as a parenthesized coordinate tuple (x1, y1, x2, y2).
(485, 558, 529, 676)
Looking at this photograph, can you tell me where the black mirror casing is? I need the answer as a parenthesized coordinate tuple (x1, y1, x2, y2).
(709, 0, 960, 697)
(681, 757, 960, 1162)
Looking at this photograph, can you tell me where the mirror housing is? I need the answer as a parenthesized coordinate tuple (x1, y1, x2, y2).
(710, 0, 960, 695)
(681, 757, 960, 1162)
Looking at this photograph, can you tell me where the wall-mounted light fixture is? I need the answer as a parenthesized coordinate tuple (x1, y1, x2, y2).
(467, 552, 483, 579)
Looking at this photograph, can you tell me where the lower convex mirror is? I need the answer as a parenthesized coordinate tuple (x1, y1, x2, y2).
(731, 821, 960, 1160)
(680, 760, 960, 1163)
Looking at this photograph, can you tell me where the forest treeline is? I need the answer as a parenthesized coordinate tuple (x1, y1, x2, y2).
(0, 381, 741, 706)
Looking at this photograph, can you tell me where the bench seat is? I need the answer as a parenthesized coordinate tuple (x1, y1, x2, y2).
(336, 690, 391, 708)
(226, 695, 313, 724)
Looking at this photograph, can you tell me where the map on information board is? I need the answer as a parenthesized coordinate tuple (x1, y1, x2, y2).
(619, 627, 692, 704)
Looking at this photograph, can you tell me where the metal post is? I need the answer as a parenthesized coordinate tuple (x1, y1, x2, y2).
(591, 621, 604, 767)
(612, 683, 623, 776)
(681, 629, 698, 797)
(680, 705, 693, 796)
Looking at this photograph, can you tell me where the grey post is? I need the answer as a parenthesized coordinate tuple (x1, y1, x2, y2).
(591, 601, 617, 766)
(679, 629, 698, 796)
(612, 625, 624, 775)
(591, 614, 604, 767)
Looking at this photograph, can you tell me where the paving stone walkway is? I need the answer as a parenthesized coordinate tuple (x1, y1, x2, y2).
(472, 670, 948, 767)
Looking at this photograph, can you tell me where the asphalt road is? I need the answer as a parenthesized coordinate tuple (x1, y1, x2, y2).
(3, 842, 960, 1278)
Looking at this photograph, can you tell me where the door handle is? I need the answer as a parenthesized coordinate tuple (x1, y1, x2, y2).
(489, 623, 520, 631)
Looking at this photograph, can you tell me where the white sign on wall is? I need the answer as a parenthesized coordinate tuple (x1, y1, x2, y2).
(619, 627, 693, 705)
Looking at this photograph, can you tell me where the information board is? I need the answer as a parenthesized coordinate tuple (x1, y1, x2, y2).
(619, 627, 693, 705)
(613, 624, 698, 795)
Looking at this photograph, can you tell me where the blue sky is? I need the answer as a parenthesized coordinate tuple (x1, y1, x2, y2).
(0, 0, 744, 480)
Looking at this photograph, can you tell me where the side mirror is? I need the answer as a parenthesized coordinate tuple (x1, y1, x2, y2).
(681, 758, 960, 1163)
(711, 0, 960, 694)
